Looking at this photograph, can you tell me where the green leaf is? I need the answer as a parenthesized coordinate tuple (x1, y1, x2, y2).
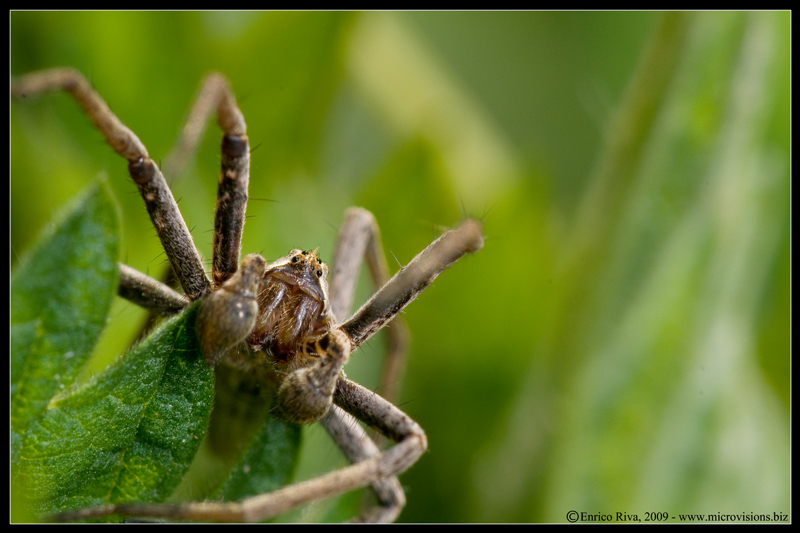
(215, 416, 302, 504)
(10, 181, 215, 518)
(11, 181, 119, 459)
(10, 180, 303, 522)
(18, 303, 213, 517)
(166, 361, 304, 519)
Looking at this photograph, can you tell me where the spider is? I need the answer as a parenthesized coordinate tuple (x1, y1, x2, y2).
(10, 68, 483, 522)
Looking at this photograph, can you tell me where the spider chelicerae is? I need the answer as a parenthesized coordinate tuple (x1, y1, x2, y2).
(11, 68, 483, 523)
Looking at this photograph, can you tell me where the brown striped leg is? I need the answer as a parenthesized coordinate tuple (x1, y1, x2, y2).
(328, 208, 410, 404)
(162, 73, 250, 288)
(319, 405, 406, 523)
(341, 218, 483, 349)
(11, 68, 211, 301)
(117, 263, 190, 315)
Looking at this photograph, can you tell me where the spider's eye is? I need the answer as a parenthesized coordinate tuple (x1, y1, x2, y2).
(292, 256, 299, 263)
(316, 269, 322, 277)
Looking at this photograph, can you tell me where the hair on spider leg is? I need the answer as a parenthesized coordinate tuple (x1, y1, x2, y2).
(386, 248, 402, 269)
(249, 140, 264, 154)
(245, 196, 280, 204)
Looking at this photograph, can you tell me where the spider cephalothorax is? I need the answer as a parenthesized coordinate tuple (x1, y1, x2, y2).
(198, 247, 343, 425)
(251, 248, 332, 364)
(11, 67, 483, 523)
(196, 248, 333, 368)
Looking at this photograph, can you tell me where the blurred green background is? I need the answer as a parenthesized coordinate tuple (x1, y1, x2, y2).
(11, 11, 789, 523)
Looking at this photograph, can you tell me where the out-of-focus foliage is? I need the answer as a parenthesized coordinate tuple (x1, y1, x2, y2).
(11, 11, 788, 523)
